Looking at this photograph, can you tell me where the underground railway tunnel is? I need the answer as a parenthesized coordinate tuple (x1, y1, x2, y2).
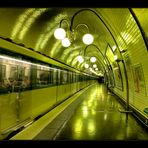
(0, 8, 147, 140)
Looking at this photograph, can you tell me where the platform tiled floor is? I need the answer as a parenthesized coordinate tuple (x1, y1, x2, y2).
(34, 83, 148, 140)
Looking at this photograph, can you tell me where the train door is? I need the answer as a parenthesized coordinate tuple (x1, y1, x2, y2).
(51, 67, 58, 104)
(0, 63, 19, 132)
(56, 68, 61, 104)
(68, 71, 72, 94)
(0, 58, 31, 133)
(14, 65, 31, 123)
(76, 73, 80, 91)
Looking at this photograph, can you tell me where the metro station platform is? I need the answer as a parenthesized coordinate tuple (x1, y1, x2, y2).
(10, 83, 148, 141)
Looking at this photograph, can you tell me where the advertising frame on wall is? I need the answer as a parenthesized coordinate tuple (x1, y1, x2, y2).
(132, 63, 147, 96)
(113, 63, 123, 91)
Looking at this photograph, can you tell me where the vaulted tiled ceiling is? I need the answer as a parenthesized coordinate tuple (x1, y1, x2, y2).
(0, 8, 147, 75)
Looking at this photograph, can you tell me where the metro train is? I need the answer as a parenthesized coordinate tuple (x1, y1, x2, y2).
(0, 38, 97, 140)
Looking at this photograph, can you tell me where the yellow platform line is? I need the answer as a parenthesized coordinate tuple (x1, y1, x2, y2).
(10, 84, 94, 140)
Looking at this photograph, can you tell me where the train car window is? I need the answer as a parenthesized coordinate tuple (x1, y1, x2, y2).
(79, 74, 81, 82)
(0, 64, 6, 82)
(70, 72, 73, 83)
(48, 68, 53, 85)
(21, 75, 30, 90)
(13, 66, 26, 89)
(80, 74, 82, 81)
(0, 64, 8, 93)
(68, 71, 71, 83)
(67, 71, 70, 84)
(37, 67, 49, 87)
(77, 73, 80, 82)
(2, 65, 6, 78)
(9, 66, 18, 92)
(81, 75, 83, 81)
(18, 66, 25, 80)
(62, 70, 67, 84)
(31, 65, 37, 88)
(10, 66, 18, 80)
(52, 68, 58, 85)
(76, 73, 78, 82)
(0, 65, 17, 93)
(60, 69, 63, 84)
(57, 69, 61, 85)
(9, 61, 32, 92)
(73, 72, 76, 83)
(20, 65, 31, 90)
(72, 72, 76, 83)
(67, 71, 69, 84)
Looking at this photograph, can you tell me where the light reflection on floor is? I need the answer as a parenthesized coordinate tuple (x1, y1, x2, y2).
(55, 83, 148, 140)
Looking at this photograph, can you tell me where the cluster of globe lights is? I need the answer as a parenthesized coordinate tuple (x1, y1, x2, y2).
(84, 60, 99, 71)
(54, 27, 98, 71)
(54, 28, 71, 47)
(77, 55, 98, 71)
(54, 28, 94, 47)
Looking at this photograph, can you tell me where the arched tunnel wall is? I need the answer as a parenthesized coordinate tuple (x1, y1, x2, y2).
(0, 8, 147, 139)
(98, 9, 148, 119)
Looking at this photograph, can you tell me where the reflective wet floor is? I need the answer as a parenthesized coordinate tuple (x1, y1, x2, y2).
(55, 83, 148, 140)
